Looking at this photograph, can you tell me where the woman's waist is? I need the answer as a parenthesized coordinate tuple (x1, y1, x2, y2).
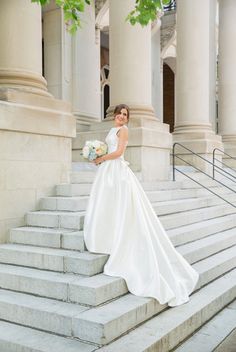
(107, 155, 129, 165)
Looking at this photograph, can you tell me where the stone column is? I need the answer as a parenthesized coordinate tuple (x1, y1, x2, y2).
(173, 0, 222, 170)
(218, 0, 236, 165)
(152, 20, 163, 121)
(0, 0, 48, 96)
(73, 0, 172, 181)
(71, 2, 101, 130)
(43, 4, 72, 101)
(107, 0, 153, 119)
(0, 0, 76, 243)
(104, 0, 171, 180)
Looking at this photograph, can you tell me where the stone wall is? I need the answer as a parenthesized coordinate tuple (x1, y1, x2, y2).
(0, 131, 72, 243)
(0, 91, 76, 244)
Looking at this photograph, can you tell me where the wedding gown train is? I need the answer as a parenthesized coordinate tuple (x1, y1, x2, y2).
(83, 126, 199, 307)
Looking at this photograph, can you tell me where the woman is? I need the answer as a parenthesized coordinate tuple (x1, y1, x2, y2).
(83, 104, 199, 307)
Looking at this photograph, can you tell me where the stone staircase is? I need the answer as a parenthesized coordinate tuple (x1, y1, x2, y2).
(0, 169, 236, 351)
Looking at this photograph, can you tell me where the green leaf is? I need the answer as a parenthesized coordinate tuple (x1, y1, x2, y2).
(32, 0, 168, 31)
(126, 0, 163, 27)
(31, 0, 50, 4)
(162, 0, 171, 5)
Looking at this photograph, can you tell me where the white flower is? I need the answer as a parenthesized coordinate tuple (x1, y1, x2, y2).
(82, 146, 90, 158)
(93, 140, 101, 148)
(82, 140, 107, 160)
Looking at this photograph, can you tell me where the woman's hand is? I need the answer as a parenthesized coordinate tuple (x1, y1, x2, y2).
(93, 156, 104, 165)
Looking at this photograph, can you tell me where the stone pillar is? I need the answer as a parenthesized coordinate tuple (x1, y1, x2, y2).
(0, 0, 48, 96)
(78, 0, 171, 181)
(107, 0, 153, 119)
(152, 20, 163, 121)
(173, 0, 222, 170)
(218, 0, 236, 165)
(43, 4, 72, 101)
(72, 2, 101, 130)
(0, 0, 76, 244)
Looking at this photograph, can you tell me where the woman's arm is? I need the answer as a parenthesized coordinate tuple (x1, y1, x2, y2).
(93, 126, 128, 165)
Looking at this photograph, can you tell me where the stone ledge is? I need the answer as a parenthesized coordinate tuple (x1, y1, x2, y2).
(0, 100, 76, 138)
(0, 88, 71, 112)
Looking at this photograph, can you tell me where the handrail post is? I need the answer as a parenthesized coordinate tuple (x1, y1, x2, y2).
(213, 148, 215, 180)
(173, 143, 176, 181)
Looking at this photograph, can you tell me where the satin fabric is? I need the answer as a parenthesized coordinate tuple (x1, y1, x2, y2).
(83, 126, 199, 306)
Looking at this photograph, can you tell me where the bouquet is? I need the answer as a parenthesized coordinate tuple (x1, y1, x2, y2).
(82, 140, 108, 161)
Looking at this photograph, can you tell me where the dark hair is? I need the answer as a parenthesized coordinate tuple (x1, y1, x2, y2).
(114, 104, 130, 123)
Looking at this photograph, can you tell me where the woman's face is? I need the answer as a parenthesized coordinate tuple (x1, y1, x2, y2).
(115, 108, 128, 125)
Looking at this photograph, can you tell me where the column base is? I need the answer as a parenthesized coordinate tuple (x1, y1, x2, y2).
(172, 125, 223, 176)
(0, 88, 76, 137)
(73, 115, 172, 181)
(73, 112, 101, 132)
(0, 69, 51, 97)
(106, 104, 158, 121)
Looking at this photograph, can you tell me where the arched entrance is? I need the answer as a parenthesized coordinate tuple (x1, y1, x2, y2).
(163, 63, 175, 132)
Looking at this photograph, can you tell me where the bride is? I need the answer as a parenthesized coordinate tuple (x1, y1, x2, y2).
(83, 104, 199, 307)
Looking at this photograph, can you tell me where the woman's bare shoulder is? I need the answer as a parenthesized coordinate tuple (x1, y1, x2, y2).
(120, 125, 128, 133)
(117, 125, 128, 138)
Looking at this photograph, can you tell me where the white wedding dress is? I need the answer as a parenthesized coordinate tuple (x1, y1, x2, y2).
(84, 125, 199, 307)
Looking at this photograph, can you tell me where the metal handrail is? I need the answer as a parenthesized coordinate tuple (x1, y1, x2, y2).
(213, 148, 236, 180)
(172, 142, 236, 208)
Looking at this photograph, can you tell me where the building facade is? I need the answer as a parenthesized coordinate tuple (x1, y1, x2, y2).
(0, 0, 235, 243)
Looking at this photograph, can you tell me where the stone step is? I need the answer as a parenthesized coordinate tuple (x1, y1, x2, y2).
(0, 244, 108, 276)
(146, 188, 200, 202)
(193, 245, 236, 289)
(27, 196, 234, 231)
(43, 183, 236, 213)
(177, 227, 236, 263)
(40, 190, 201, 212)
(212, 329, 236, 352)
(56, 180, 184, 197)
(10, 211, 236, 255)
(39, 194, 212, 215)
(3, 225, 228, 276)
(160, 203, 236, 229)
(0, 288, 88, 337)
(0, 320, 96, 352)
(40, 196, 88, 212)
(25, 202, 236, 234)
(174, 299, 236, 352)
(152, 196, 224, 216)
(146, 186, 226, 202)
(69, 169, 236, 189)
(167, 213, 236, 246)
(95, 269, 236, 350)
(56, 183, 92, 196)
(0, 263, 85, 302)
(10, 227, 85, 251)
(0, 244, 234, 307)
(70, 170, 98, 183)
(26, 210, 85, 230)
(71, 269, 236, 346)
(179, 177, 236, 190)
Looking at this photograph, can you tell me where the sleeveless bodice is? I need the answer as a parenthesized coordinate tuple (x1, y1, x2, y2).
(105, 126, 128, 158)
